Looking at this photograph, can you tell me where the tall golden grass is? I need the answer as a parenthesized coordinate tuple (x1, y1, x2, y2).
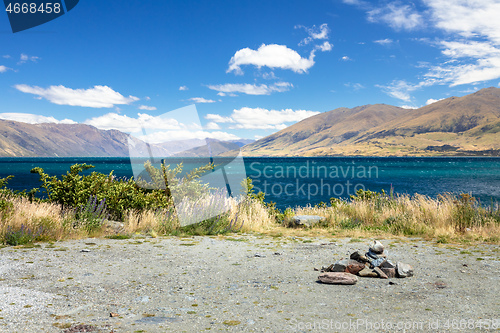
(1, 191, 499, 244)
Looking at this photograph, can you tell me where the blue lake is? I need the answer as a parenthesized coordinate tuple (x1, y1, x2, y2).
(1, 157, 499, 209)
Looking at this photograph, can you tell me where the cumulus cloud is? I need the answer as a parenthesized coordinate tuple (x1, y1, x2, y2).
(0, 66, 10, 73)
(0, 113, 76, 124)
(187, 97, 216, 104)
(426, 98, 445, 105)
(207, 82, 292, 96)
(138, 105, 157, 111)
(316, 41, 333, 52)
(400, 105, 419, 109)
(341, 56, 352, 61)
(207, 107, 320, 130)
(205, 114, 235, 123)
(84, 113, 180, 132)
(179, 86, 188, 91)
(295, 23, 330, 45)
(14, 84, 139, 108)
(227, 44, 316, 75)
(205, 122, 221, 130)
(368, 2, 424, 31)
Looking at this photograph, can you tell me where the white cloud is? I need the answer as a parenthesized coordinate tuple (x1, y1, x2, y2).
(344, 82, 365, 90)
(14, 84, 139, 108)
(254, 135, 264, 140)
(261, 71, 278, 80)
(205, 114, 235, 123)
(374, 38, 394, 46)
(179, 86, 188, 91)
(207, 82, 292, 96)
(376, 79, 433, 102)
(295, 23, 330, 45)
(188, 97, 216, 104)
(205, 122, 221, 130)
(341, 56, 352, 61)
(2, 55, 10, 59)
(18, 53, 39, 64)
(426, 98, 445, 105)
(227, 44, 316, 74)
(144, 96, 151, 100)
(316, 41, 333, 52)
(84, 113, 181, 132)
(138, 105, 157, 111)
(368, 2, 424, 31)
(138, 130, 240, 144)
(0, 113, 76, 124)
(0, 66, 10, 73)
(208, 107, 320, 130)
(400, 105, 419, 109)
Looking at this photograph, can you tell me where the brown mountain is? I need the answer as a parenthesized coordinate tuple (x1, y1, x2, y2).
(240, 87, 500, 156)
(0, 120, 174, 157)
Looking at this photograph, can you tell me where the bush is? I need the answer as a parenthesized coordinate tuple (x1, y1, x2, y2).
(3, 224, 42, 246)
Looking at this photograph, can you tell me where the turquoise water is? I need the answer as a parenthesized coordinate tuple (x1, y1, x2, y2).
(1, 157, 499, 209)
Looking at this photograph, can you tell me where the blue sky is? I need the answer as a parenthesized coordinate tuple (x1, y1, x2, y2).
(1, 0, 500, 142)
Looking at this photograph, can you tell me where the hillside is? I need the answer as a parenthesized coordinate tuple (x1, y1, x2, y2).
(239, 87, 500, 156)
(0, 120, 174, 157)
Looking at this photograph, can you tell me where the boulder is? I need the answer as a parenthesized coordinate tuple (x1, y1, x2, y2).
(291, 215, 325, 228)
(396, 262, 414, 278)
(318, 272, 358, 285)
(331, 259, 350, 272)
(370, 240, 385, 254)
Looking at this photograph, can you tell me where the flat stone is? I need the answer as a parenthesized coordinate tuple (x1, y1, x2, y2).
(358, 266, 379, 278)
(318, 272, 358, 285)
(366, 249, 386, 260)
(380, 267, 396, 278)
(373, 267, 388, 279)
(291, 215, 325, 228)
(396, 262, 414, 278)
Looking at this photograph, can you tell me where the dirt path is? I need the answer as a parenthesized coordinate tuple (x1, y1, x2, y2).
(0, 236, 499, 332)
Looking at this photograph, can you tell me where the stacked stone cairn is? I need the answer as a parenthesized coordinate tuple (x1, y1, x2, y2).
(318, 240, 414, 285)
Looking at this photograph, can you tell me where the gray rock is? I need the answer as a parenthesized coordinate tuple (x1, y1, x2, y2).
(318, 272, 358, 285)
(331, 259, 349, 272)
(370, 258, 386, 267)
(370, 240, 385, 254)
(396, 262, 414, 278)
(291, 215, 325, 228)
(380, 260, 396, 269)
(350, 251, 370, 263)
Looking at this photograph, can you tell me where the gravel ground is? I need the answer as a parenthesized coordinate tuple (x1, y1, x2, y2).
(0, 235, 499, 332)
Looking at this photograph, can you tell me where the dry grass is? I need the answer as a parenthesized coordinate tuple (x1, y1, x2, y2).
(0, 194, 76, 244)
(1, 191, 499, 245)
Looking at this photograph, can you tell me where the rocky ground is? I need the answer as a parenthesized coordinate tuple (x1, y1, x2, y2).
(0, 235, 499, 332)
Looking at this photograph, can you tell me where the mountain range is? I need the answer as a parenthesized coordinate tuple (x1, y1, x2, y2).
(239, 87, 500, 156)
(1, 87, 499, 157)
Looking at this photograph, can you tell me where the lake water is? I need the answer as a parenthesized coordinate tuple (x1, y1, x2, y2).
(1, 157, 499, 209)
